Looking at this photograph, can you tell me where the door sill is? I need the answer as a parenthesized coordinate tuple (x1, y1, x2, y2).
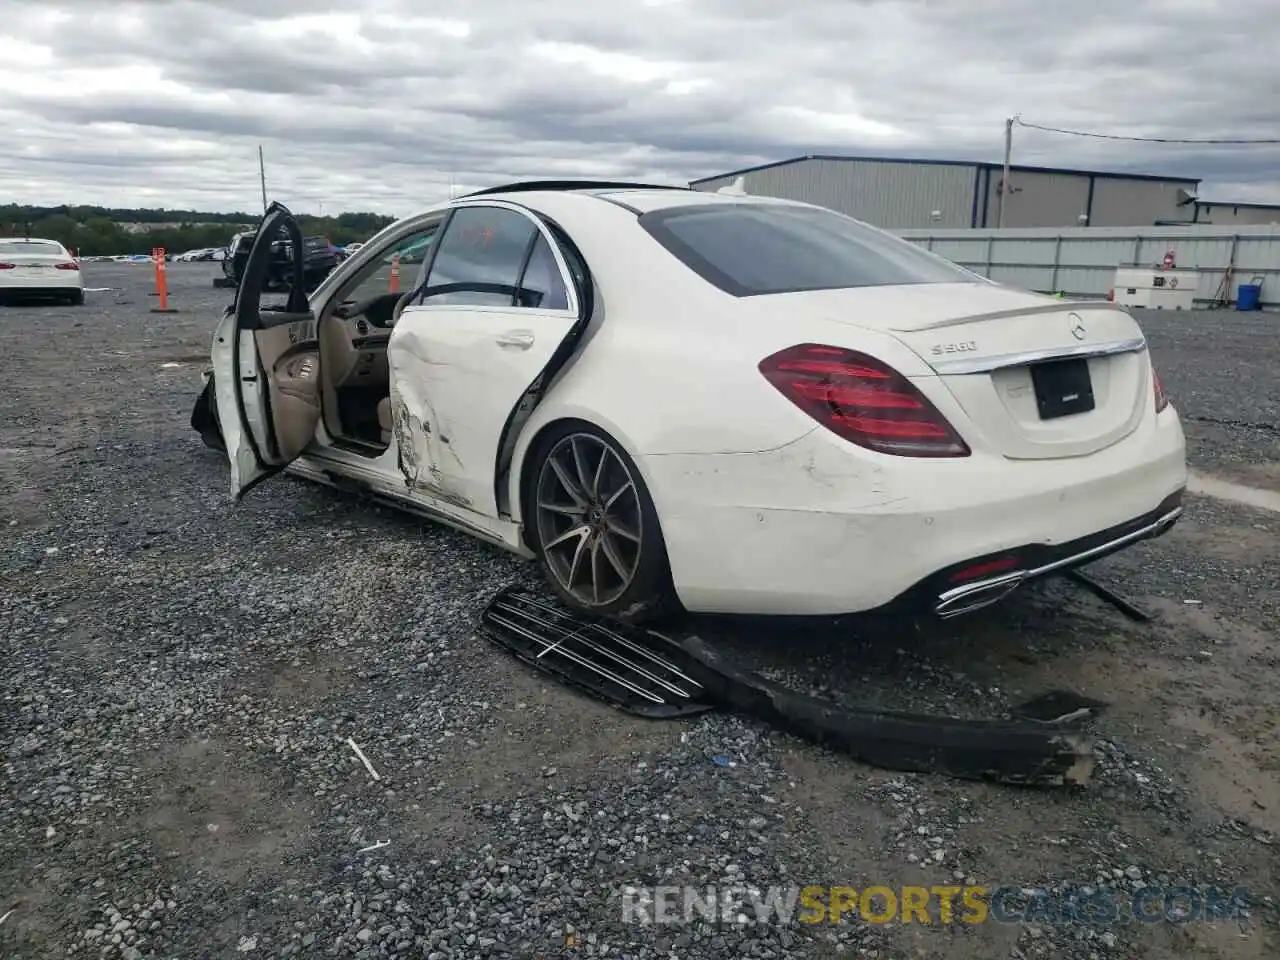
(328, 434, 389, 458)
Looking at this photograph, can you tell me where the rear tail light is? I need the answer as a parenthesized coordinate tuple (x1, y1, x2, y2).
(55, 262, 80, 271)
(0, 263, 14, 270)
(758, 343, 970, 457)
(1153, 368, 1169, 413)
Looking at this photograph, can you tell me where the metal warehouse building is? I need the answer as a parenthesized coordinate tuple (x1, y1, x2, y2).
(689, 155, 1202, 230)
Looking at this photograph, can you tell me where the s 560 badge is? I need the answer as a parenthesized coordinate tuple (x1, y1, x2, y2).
(931, 341, 978, 356)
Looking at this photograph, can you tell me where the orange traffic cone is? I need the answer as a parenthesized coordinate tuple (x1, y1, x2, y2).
(388, 254, 400, 293)
(150, 247, 178, 313)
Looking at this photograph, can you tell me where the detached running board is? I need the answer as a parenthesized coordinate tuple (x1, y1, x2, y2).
(480, 588, 1103, 787)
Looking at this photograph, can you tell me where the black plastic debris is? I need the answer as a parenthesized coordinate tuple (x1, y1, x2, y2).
(480, 589, 716, 718)
(678, 634, 1102, 787)
(190, 376, 225, 452)
(1063, 568, 1153, 622)
(481, 587, 1106, 787)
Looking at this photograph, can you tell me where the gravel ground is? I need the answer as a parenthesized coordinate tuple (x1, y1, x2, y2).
(2, 266, 1277, 959)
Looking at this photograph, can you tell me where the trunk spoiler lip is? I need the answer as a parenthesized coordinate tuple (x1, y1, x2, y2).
(926, 335, 1148, 376)
(884, 298, 1134, 333)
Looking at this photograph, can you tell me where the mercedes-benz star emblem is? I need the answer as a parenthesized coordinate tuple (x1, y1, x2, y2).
(1069, 314, 1086, 341)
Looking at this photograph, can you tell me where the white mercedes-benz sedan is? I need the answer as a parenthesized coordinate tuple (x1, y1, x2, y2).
(0, 237, 85, 304)
(192, 182, 1186, 623)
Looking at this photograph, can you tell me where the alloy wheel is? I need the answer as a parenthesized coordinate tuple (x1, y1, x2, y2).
(534, 433, 643, 607)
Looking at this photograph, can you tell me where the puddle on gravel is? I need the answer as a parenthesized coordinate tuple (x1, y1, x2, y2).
(1188, 472, 1280, 513)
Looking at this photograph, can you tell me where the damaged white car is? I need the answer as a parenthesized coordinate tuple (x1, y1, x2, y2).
(192, 184, 1187, 623)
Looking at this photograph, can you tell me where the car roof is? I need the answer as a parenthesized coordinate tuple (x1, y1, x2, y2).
(0, 236, 62, 244)
(455, 180, 802, 215)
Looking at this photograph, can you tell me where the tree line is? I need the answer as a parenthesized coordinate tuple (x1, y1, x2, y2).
(0, 204, 397, 257)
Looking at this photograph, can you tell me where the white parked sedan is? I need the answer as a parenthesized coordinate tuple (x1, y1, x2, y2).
(0, 237, 85, 304)
(193, 183, 1186, 623)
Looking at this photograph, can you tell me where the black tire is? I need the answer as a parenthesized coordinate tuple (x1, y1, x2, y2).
(68, 290, 84, 306)
(525, 420, 679, 624)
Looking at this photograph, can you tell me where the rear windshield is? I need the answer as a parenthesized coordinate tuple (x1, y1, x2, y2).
(638, 202, 976, 297)
(0, 239, 64, 255)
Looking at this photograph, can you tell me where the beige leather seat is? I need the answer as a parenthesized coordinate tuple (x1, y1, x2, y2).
(377, 397, 393, 444)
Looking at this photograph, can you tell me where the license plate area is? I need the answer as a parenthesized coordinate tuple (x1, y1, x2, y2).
(1030, 358, 1095, 419)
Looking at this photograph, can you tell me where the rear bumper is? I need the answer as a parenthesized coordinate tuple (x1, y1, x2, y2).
(641, 407, 1187, 617)
(0, 272, 83, 291)
(912, 491, 1183, 618)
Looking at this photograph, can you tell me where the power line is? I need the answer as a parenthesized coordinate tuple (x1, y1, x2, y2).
(1015, 117, 1280, 145)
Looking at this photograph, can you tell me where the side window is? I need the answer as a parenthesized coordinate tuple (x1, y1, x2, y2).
(343, 224, 439, 305)
(517, 235, 570, 310)
(419, 206, 537, 307)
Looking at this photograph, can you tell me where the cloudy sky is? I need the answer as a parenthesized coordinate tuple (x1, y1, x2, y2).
(2, 0, 1277, 216)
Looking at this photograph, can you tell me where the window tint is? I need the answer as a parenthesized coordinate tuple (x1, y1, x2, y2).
(639, 203, 977, 297)
(517, 234, 570, 310)
(421, 206, 538, 307)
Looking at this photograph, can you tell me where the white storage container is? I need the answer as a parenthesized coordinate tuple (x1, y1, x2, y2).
(1112, 267, 1198, 310)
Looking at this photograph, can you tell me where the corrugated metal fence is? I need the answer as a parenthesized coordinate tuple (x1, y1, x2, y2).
(893, 225, 1280, 308)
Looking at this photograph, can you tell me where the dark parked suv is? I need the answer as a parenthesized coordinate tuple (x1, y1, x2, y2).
(222, 230, 340, 292)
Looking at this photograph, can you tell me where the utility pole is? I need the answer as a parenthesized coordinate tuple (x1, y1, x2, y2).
(998, 116, 1013, 229)
(258, 145, 268, 214)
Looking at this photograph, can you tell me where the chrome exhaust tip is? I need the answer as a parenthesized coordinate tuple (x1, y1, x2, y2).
(935, 575, 1023, 619)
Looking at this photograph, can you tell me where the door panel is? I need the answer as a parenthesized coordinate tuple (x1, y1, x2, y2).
(388, 305, 578, 512)
(255, 320, 321, 460)
(212, 202, 322, 498)
(386, 203, 588, 517)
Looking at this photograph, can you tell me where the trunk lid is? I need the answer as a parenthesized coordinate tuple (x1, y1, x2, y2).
(0, 253, 76, 277)
(773, 282, 1152, 460)
(0, 240, 74, 274)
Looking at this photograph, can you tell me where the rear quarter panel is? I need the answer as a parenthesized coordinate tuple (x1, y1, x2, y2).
(502, 193, 937, 522)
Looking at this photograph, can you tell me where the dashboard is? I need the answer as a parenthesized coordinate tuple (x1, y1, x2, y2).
(333, 291, 402, 332)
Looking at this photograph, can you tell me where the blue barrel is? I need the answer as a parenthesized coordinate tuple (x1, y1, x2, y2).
(1236, 281, 1262, 311)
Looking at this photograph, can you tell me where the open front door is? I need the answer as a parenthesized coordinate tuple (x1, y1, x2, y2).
(212, 202, 322, 498)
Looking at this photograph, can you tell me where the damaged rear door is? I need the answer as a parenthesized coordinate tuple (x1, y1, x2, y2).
(212, 202, 322, 497)
(386, 201, 589, 516)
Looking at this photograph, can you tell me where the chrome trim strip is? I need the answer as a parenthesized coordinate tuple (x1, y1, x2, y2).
(933, 506, 1183, 618)
(929, 336, 1147, 375)
(891, 299, 1127, 333)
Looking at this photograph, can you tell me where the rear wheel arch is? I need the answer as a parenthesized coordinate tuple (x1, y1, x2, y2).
(518, 416, 678, 622)
(515, 415, 651, 547)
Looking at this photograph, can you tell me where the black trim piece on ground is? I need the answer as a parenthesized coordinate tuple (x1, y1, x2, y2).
(677, 633, 1100, 787)
(480, 586, 1104, 786)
